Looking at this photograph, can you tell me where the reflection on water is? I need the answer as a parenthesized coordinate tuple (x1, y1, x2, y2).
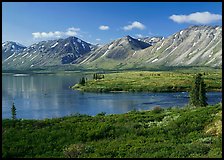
(2, 74, 222, 119)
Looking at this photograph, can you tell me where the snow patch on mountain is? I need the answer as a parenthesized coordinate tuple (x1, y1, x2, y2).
(152, 58, 158, 63)
(51, 42, 58, 48)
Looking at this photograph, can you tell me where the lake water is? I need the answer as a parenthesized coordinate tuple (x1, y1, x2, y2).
(2, 73, 222, 119)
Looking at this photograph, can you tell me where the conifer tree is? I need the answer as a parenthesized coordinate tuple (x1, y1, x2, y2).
(11, 102, 16, 120)
(198, 77, 208, 107)
(93, 73, 96, 80)
(79, 77, 86, 86)
(189, 73, 207, 107)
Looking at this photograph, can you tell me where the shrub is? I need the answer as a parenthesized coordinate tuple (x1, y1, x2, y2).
(63, 143, 85, 158)
(97, 112, 106, 116)
(152, 106, 163, 114)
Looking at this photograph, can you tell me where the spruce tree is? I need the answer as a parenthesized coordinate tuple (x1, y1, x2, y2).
(11, 102, 16, 120)
(93, 73, 96, 80)
(189, 73, 207, 107)
(79, 77, 85, 86)
(198, 77, 208, 107)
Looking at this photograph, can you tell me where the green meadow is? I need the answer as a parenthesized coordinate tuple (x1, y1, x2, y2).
(72, 70, 222, 92)
(2, 103, 222, 158)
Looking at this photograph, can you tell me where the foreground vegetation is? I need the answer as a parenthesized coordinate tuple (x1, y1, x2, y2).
(2, 103, 222, 158)
(72, 70, 222, 92)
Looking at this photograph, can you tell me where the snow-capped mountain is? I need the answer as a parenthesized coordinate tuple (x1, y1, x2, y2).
(138, 36, 164, 45)
(135, 25, 222, 68)
(2, 25, 222, 70)
(74, 35, 151, 65)
(2, 41, 27, 60)
(76, 25, 222, 69)
(2, 37, 97, 69)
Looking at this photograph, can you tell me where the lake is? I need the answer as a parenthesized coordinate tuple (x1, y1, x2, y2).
(2, 73, 222, 119)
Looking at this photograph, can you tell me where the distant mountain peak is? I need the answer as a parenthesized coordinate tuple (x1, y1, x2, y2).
(125, 35, 132, 39)
(2, 25, 222, 70)
(2, 41, 26, 48)
(2, 41, 27, 61)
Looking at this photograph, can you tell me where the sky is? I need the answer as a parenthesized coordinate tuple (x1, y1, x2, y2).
(2, 2, 222, 46)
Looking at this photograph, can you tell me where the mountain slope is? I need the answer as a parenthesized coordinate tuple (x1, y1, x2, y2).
(2, 37, 96, 69)
(134, 25, 222, 68)
(78, 25, 222, 69)
(2, 41, 26, 61)
(2, 25, 222, 70)
(139, 36, 164, 45)
(75, 35, 151, 69)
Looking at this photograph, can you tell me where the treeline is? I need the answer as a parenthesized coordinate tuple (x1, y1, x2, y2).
(93, 73, 104, 80)
(78, 73, 105, 86)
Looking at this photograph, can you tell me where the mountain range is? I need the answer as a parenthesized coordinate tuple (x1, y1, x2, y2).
(2, 25, 222, 70)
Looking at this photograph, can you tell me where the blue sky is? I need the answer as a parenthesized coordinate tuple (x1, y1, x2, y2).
(2, 2, 222, 46)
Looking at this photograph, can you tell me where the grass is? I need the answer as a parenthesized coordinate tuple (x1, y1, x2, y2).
(2, 103, 222, 158)
(72, 70, 222, 92)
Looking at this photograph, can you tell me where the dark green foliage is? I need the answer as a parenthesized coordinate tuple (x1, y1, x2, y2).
(93, 73, 96, 80)
(199, 78, 208, 107)
(11, 103, 16, 120)
(93, 73, 105, 80)
(189, 73, 208, 107)
(2, 103, 222, 158)
(79, 77, 86, 86)
(96, 112, 106, 116)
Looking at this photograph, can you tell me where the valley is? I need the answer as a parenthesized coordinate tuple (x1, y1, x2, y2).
(2, 2, 222, 158)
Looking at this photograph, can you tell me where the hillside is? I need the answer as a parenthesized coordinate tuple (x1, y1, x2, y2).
(2, 41, 26, 61)
(80, 25, 222, 69)
(2, 25, 222, 70)
(2, 37, 96, 69)
(2, 103, 222, 158)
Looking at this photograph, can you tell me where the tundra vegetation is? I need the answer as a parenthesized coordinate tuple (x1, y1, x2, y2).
(2, 103, 222, 158)
(72, 70, 221, 93)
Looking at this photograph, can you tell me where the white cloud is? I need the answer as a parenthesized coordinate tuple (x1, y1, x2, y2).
(169, 12, 222, 24)
(32, 31, 63, 39)
(32, 32, 41, 38)
(99, 25, 109, 30)
(123, 21, 146, 31)
(96, 38, 101, 41)
(32, 27, 80, 39)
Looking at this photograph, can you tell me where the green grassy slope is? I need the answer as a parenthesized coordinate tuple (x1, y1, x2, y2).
(72, 70, 222, 92)
(2, 103, 222, 158)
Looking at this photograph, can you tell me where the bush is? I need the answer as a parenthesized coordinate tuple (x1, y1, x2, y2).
(97, 112, 106, 116)
(63, 143, 85, 158)
(207, 147, 222, 158)
(152, 106, 163, 114)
